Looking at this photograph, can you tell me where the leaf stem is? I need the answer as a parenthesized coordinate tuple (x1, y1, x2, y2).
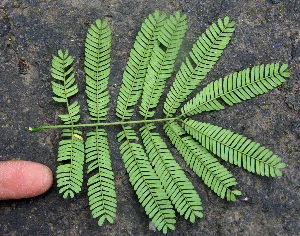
(27, 117, 179, 132)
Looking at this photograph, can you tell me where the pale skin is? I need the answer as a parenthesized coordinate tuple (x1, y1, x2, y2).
(0, 160, 53, 200)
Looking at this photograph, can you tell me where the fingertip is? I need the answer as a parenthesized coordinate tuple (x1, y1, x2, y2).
(0, 160, 53, 200)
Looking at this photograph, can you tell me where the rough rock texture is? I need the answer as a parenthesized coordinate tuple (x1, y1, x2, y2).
(0, 0, 299, 235)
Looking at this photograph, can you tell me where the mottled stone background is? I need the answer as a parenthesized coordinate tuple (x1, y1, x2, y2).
(0, 0, 299, 235)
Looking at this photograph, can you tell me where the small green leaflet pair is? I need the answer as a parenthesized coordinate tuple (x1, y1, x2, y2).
(33, 10, 290, 234)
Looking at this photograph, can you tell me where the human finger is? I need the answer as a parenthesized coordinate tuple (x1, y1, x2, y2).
(0, 160, 53, 200)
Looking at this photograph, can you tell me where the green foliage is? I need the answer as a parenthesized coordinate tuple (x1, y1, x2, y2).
(35, 10, 290, 234)
(163, 16, 235, 117)
(51, 50, 84, 198)
(181, 63, 289, 116)
(116, 10, 166, 120)
(118, 126, 176, 233)
(181, 119, 286, 177)
(84, 20, 117, 226)
(164, 121, 241, 201)
(139, 12, 188, 118)
(140, 123, 203, 222)
(85, 19, 111, 121)
(85, 127, 116, 226)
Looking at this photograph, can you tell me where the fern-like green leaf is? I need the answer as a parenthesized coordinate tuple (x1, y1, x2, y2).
(181, 63, 291, 116)
(51, 50, 84, 198)
(164, 121, 241, 201)
(86, 128, 116, 226)
(116, 10, 166, 120)
(118, 125, 176, 234)
(84, 20, 117, 225)
(85, 19, 111, 121)
(182, 119, 286, 177)
(57, 129, 85, 198)
(51, 50, 78, 103)
(164, 17, 235, 117)
(31, 12, 291, 233)
(139, 12, 188, 118)
(140, 123, 203, 222)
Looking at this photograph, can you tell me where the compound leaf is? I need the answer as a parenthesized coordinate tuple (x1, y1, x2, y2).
(164, 121, 240, 201)
(51, 50, 84, 198)
(164, 16, 235, 117)
(140, 11, 188, 118)
(116, 10, 166, 120)
(181, 63, 290, 116)
(182, 119, 286, 177)
(84, 20, 116, 226)
(140, 123, 203, 221)
(119, 125, 176, 233)
(85, 19, 111, 121)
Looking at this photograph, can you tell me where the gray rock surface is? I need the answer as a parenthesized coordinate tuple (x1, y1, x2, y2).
(0, 0, 299, 235)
